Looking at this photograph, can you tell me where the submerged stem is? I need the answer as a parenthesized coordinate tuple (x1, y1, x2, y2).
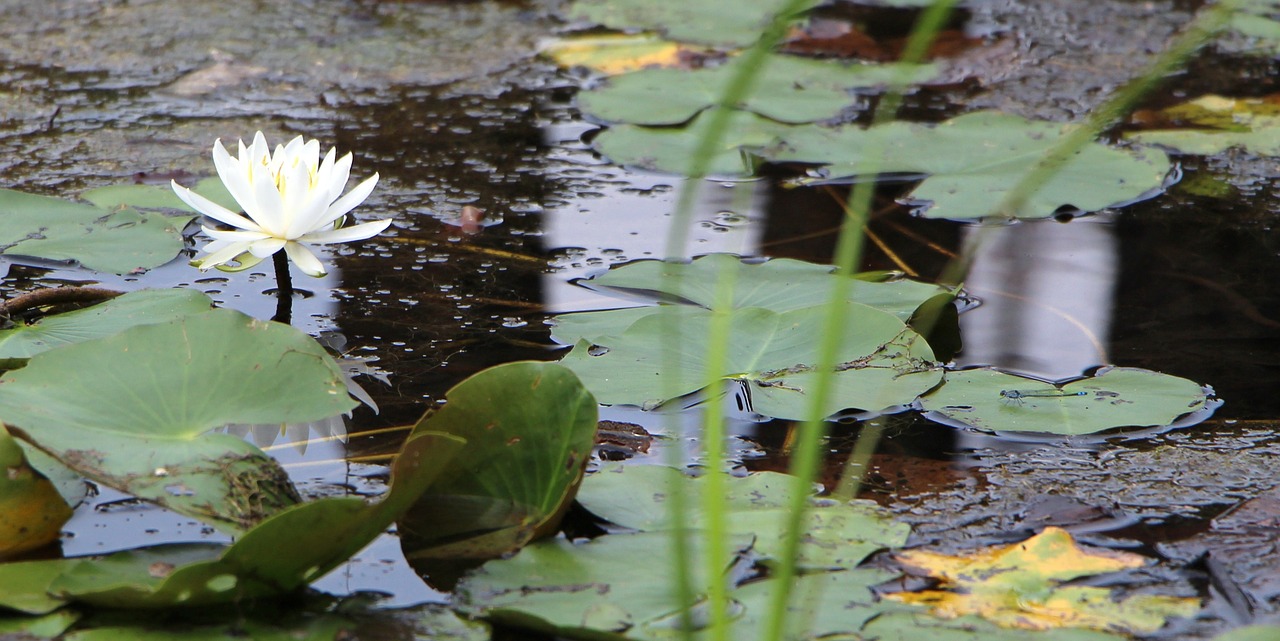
(271, 251, 294, 325)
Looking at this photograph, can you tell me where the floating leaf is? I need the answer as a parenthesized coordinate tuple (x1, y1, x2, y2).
(458, 530, 748, 636)
(554, 255, 951, 345)
(0, 189, 194, 274)
(768, 111, 1171, 219)
(595, 107, 795, 175)
(577, 464, 909, 568)
(560, 303, 941, 420)
(541, 34, 709, 75)
(62, 617, 349, 641)
(918, 367, 1211, 435)
(566, 0, 823, 49)
(0, 609, 79, 639)
(885, 527, 1199, 634)
(0, 289, 212, 360)
(861, 612, 1130, 641)
(1127, 94, 1280, 155)
(580, 54, 937, 125)
(0, 425, 71, 559)
(400, 362, 598, 563)
(81, 176, 238, 214)
(0, 560, 77, 614)
(0, 309, 357, 534)
(45, 430, 464, 608)
(1212, 625, 1280, 641)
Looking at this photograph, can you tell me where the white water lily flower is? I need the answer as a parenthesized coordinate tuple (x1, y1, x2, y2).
(172, 131, 389, 277)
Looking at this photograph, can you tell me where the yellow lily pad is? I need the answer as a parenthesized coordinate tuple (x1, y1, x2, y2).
(0, 424, 72, 558)
(541, 34, 711, 75)
(886, 527, 1199, 634)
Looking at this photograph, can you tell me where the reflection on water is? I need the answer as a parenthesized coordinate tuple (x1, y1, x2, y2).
(958, 216, 1117, 380)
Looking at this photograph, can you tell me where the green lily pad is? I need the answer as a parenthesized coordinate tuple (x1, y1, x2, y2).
(767, 111, 1172, 219)
(458, 530, 749, 637)
(0, 289, 212, 360)
(0, 609, 79, 639)
(0, 559, 77, 614)
(594, 107, 795, 176)
(0, 188, 194, 274)
(0, 309, 357, 534)
(63, 617, 349, 641)
(80, 176, 237, 214)
(46, 430, 465, 608)
(580, 54, 937, 125)
(559, 303, 941, 420)
(577, 464, 910, 568)
(566, 0, 823, 49)
(554, 255, 952, 344)
(400, 361, 598, 562)
(918, 367, 1211, 435)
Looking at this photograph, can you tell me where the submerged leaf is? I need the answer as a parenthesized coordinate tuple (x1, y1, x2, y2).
(918, 367, 1211, 435)
(1127, 94, 1280, 155)
(0, 426, 71, 559)
(560, 303, 941, 420)
(400, 362, 598, 563)
(0, 309, 356, 534)
(541, 34, 710, 75)
(885, 527, 1198, 634)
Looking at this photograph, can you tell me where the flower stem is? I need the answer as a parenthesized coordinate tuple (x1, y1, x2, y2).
(271, 251, 293, 324)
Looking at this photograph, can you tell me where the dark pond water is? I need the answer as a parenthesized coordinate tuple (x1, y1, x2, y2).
(3, 0, 1280, 636)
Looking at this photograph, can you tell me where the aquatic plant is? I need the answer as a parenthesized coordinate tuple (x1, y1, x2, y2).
(172, 131, 389, 278)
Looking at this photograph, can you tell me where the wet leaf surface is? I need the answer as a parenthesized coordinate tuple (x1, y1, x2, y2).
(579, 54, 937, 125)
(0, 609, 78, 638)
(578, 464, 909, 567)
(399, 362, 598, 563)
(560, 303, 941, 420)
(594, 107, 795, 175)
(886, 527, 1199, 634)
(0, 189, 194, 274)
(918, 367, 1211, 435)
(0, 289, 212, 360)
(768, 111, 1173, 219)
(45, 430, 464, 608)
(0, 310, 356, 534)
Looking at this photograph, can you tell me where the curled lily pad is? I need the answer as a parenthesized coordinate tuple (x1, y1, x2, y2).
(918, 367, 1212, 435)
(45, 430, 465, 608)
(559, 303, 942, 420)
(400, 362, 598, 564)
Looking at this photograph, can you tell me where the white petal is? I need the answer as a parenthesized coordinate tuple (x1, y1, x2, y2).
(172, 181, 262, 232)
(280, 154, 313, 230)
(249, 161, 287, 235)
(193, 240, 255, 270)
(211, 139, 256, 215)
(247, 237, 288, 258)
(249, 132, 271, 175)
(202, 227, 272, 243)
(326, 152, 353, 204)
(316, 173, 379, 229)
(300, 218, 392, 245)
(284, 242, 327, 277)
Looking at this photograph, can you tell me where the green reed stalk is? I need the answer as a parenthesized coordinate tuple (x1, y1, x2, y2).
(760, 3, 955, 640)
(659, 2, 818, 639)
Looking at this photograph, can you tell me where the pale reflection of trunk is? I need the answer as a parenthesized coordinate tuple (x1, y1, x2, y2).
(956, 217, 1118, 381)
